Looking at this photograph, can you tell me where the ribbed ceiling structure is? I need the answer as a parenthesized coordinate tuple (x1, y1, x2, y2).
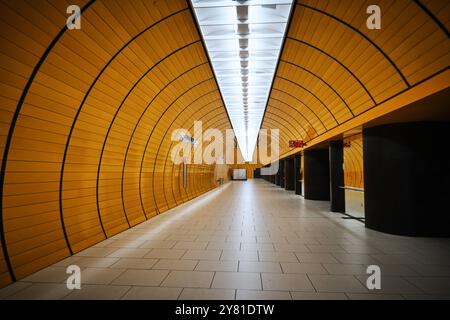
(262, 0, 449, 158)
(0, 0, 232, 287)
(0, 0, 449, 289)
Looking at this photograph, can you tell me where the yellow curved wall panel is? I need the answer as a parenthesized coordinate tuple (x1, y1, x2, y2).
(262, 0, 450, 159)
(0, 0, 232, 287)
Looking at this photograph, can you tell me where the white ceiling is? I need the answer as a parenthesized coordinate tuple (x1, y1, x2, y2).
(191, 0, 293, 161)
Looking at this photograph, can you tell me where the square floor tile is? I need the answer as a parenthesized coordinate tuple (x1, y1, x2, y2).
(281, 263, 328, 274)
(212, 272, 261, 290)
(162, 271, 214, 288)
(195, 261, 238, 272)
(111, 269, 169, 286)
(182, 250, 221, 260)
(153, 259, 198, 271)
(145, 249, 186, 259)
(179, 288, 235, 300)
(122, 287, 182, 300)
(261, 274, 314, 292)
(308, 275, 368, 293)
(239, 262, 281, 273)
(236, 290, 291, 300)
(64, 285, 130, 300)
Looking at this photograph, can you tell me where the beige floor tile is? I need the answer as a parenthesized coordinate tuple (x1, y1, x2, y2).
(75, 247, 118, 258)
(356, 275, 423, 294)
(207, 242, 241, 250)
(195, 261, 238, 272)
(212, 272, 261, 290)
(220, 250, 258, 261)
(153, 259, 198, 270)
(295, 253, 339, 263)
(108, 248, 150, 258)
(291, 292, 348, 300)
(281, 263, 328, 274)
(162, 271, 214, 288)
(111, 269, 169, 286)
(21, 267, 68, 283)
(139, 240, 177, 249)
(347, 293, 404, 300)
(5, 283, 71, 300)
(0, 282, 32, 299)
(72, 257, 119, 268)
(105, 240, 146, 248)
(273, 243, 311, 252)
(179, 288, 235, 300)
(182, 250, 222, 260)
(262, 274, 314, 292)
(110, 258, 158, 269)
(236, 290, 291, 300)
(145, 248, 186, 259)
(64, 285, 130, 300)
(309, 275, 369, 293)
(80, 268, 125, 285)
(122, 287, 182, 300)
(259, 251, 299, 262)
(241, 243, 275, 251)
(174, 241, 208, 250)
(239, 261, 282, 273)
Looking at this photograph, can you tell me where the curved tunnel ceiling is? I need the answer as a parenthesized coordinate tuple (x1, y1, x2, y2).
(261, 0, 450, 159)
(0, 0, 233, 286)
(0, 0, 449, 288)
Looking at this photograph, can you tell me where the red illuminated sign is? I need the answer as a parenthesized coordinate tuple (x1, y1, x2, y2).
(289, 140, 307, 148)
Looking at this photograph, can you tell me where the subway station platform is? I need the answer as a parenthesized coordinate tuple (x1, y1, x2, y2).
(1, 180, 449, 300)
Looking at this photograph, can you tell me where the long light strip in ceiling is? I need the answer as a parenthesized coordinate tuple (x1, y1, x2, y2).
(190, 0, 294, 161)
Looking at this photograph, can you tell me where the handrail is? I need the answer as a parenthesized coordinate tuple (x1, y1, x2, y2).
(339, 186, 365, 192)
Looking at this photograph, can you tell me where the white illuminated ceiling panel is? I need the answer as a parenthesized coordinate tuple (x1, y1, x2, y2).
(191, 0, 293, 161)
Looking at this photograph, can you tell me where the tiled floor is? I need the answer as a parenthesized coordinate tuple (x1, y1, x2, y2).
(1, 180, 450, 300)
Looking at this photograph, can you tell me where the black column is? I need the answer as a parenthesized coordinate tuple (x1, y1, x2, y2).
(329, 141, 345, 213)
(275, 160, 280, 186)
(304, 149, 330, 201)
(285, 158, 295, 191)
(294, 154, 302, 195)
(279, 160, 285, 188)
(254, 168, 261, 179)
(363, 122, 450, 237)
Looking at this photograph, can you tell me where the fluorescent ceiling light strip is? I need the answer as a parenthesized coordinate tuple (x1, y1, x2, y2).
(191, 0, 293, 162)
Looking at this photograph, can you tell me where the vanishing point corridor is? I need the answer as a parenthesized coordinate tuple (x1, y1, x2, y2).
(1, 180, 449, 300)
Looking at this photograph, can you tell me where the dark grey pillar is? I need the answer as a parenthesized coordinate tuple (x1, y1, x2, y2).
(363, 122, 450, 237)
(304, 149, 330, 201)
(329, 141, 345, 213)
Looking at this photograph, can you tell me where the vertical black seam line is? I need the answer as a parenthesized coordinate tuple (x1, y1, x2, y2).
(413, 0, 449, 38)
(264, 112, 300, 142)
(265, 103, 308, 139)
(164, 105, 226, 209)
(121, 47, 204, 221)
(271, 66, 449, 161)
(276, 76, 340, 125)
(258, 1, 296, 136)
(296, 3, 410, 88)
(280, 60, 355, 116)
(0, 0, 97, 279)
(166, 103, 224, 207)
(271, 88, 327, 131)
(167, 116, 228, 209)
(269, 97, 318, 135)
(60, 8, 190, 243)
(187, 1, 234, 133)
(121, 66, 210, 220)
(144, 78, 215, 215)
(121, 85, 218, 220)
(287, 37, 376, 105)
(167, 98, 223, 207)
(97, 54, 207, 230)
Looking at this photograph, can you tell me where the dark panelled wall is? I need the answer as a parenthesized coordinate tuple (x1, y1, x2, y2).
(304, 149, 330, 201)
(329, 141, 345, 212)
(363, 122, 450, 237)
(284, 158, 295, 191)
